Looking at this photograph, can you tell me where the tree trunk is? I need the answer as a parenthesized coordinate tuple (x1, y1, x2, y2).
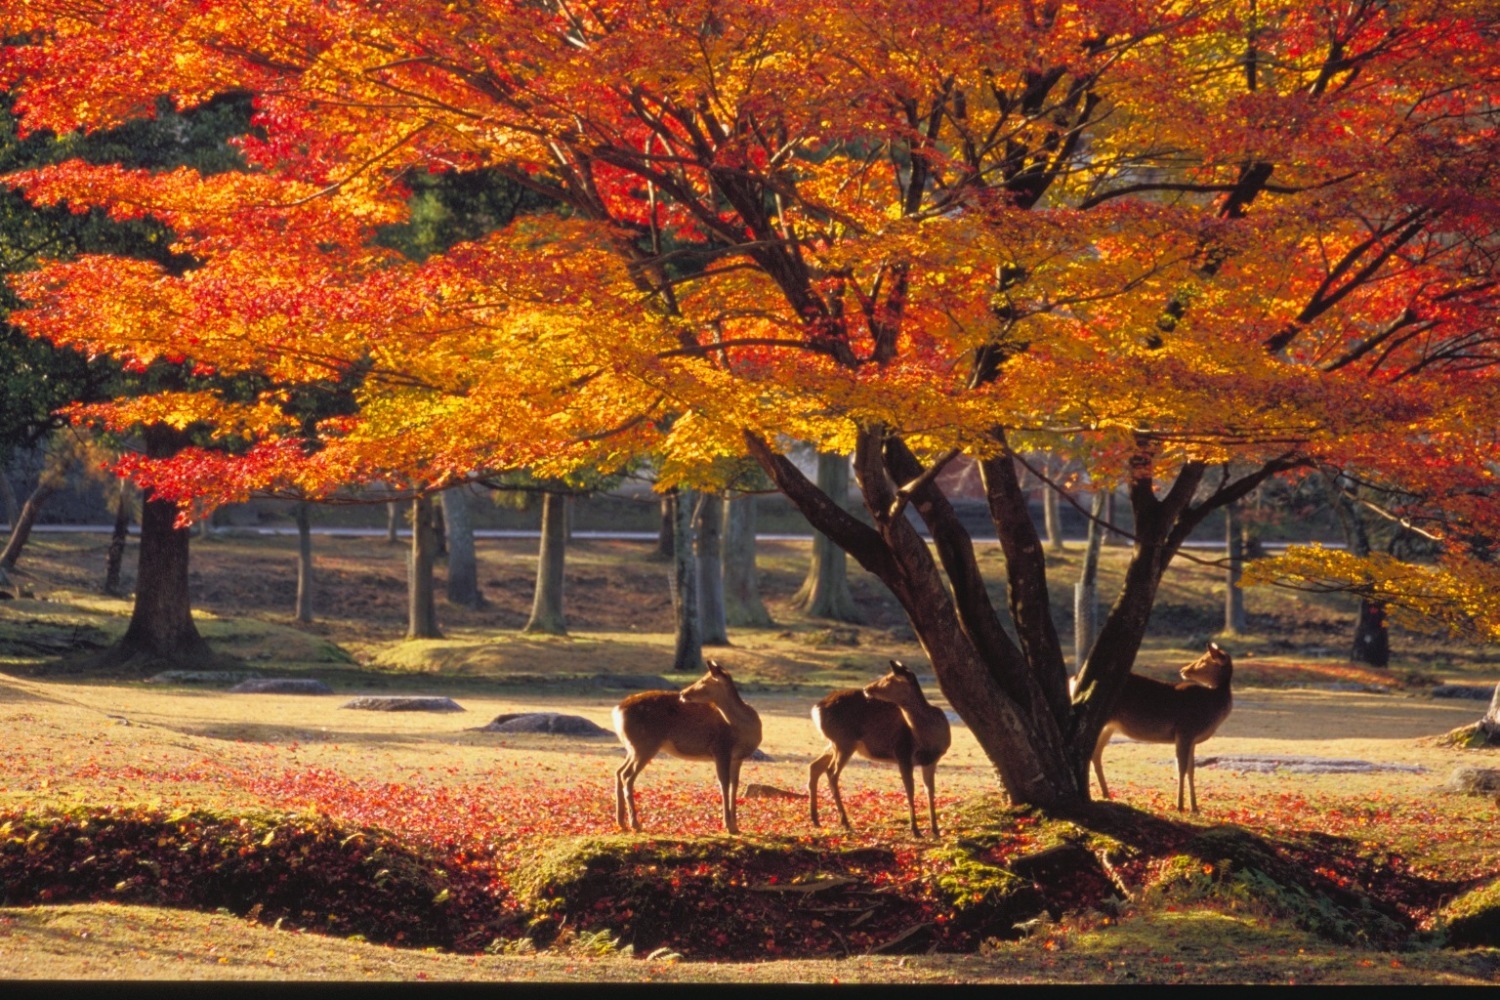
(1480, 682, 1500, 740)
(1073, 490, 1107, 673)
(1044, 483, 1065, 552)
(443, 486, 483, 608)
(0, 482, 57, 572)
(386, 489, 401, 544)
(1351, 600, 1390, 667)
(103, 478, 132, 597)
(294, 500, 314, 624)
(652, 494, 673, 560)
(523, 491, 568, 635)
(1333, 485, 1390, 667)
(793, 452, 863, 622)
(669, 488, 703, 673)
(0, 467, 18, 527)
(722, 493, 772, 627)
(106, 424, 216, 670)
(695, 492, 729, 645)
(747, 426, 1280, 809)
(407, 494, 441, 639)
(1224, 502, 1247, 635)
(1101, 490, 1121, 546)
(432, 496, 448, 558)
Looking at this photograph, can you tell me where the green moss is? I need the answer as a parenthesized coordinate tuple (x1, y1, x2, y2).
(1440, 879, 1500, 947)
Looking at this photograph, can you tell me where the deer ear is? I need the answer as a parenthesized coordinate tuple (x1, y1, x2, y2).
(707, 659, 725, 675)
(890, 660, 911, 675)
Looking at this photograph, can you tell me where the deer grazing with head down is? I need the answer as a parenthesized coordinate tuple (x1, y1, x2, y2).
(808, 660, 952, 837)
(612, 659, 763, 834)
(1078, 642, 1234, 813)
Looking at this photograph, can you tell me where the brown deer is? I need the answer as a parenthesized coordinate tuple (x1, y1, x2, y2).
(808, 660, 953, 837)
(612, 659, 763, 834)
(1079, 642, 1234, 812)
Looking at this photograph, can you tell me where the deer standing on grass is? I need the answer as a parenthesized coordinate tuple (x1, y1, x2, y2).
(1078, 642, 1234, 813)
(808, 660, 952, 837)
(612, 660, 763, 835)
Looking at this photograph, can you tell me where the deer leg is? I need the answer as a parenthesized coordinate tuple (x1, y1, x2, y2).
(728, 756, 745, 834)
(826, 747, 855, 830)
(1091, 727, 1113, 800)
(808, 746, 836, 827)
(617, 749, 654, 831)
(899, 757, 919, 837)
(1175, 737, 1194, 813)
(715, 753, 738, 835)
(921, 762, 940, 838)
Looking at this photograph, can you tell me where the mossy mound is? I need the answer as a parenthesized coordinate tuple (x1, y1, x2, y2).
(1440, 879, 1500, 947)
(512, 835, 930, 958)
(0, 806, 516, 951)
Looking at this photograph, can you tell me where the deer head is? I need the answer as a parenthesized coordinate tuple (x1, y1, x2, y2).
(1179, 642, 1232, 688)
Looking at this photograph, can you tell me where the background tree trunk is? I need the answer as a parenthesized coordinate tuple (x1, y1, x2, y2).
(1333, 485, 1390, 667)
(432, 497, 448, 558)
(1073, 490, 1106, 672)
(0, 467, 18, 527)
(385, 489, 401, 544)
(103, 478, 132, 597)
(1044, 483, 1065, 552)
(523, 491, 568, 635)
(108, 425, 215, 670)
(669, 488, 703, 673)
(443, 486, 483, 608)
(294, 500, 314, 624)
(1224, 501, 1247, 635)
(651, 494, 673, 560)
(794, 452, 863, 622)
(0, 482, 57, 572)
(407, 494, 441, 639)
(695, 492, 728, 645)
(722, 493, 771, 627)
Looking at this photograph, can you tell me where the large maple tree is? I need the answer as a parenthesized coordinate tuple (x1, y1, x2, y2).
(3, 0, 1498, 806)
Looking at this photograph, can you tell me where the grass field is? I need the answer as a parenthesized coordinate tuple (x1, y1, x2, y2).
(1, 530, 1498, 983)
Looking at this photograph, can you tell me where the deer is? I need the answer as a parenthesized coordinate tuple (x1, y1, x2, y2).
(612, 659, 763, 835)
(808, 660, 953, 837)
(1077, 642, 1234, 813)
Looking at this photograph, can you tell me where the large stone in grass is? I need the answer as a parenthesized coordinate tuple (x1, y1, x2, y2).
(148, 670, 263, 687)
(1196, 755, 1426, 774)
(476, 712, 611, 736)
(340, 695, 465, 712)
(1431, 684, 1495, 700)
(1445, 766, 1500, 796)
(230, 678, 334, 695)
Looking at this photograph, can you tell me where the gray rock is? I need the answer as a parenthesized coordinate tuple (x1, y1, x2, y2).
(340, 696, 465, 712)
(1432, 684, 1495, 700)
(476, 712, 612, 736)
(742, 783, 801, 800)
(1446, 766, 1500, 795)
(1195, 754, 1426, 775)
(230, 678, 334, 695)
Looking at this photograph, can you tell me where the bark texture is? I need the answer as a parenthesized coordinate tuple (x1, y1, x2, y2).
(294, 500, 314, 624)
(695, 492, 729, 645)
(407, 494, 441, 639)
(443, 486, 483, 608)
(103, 478, 132, 597)
(722, 493, 771, 627)
(1224, 501, 1247, 635)
(793, 452, 863, 622)
(523, 491, 568, 635)
(669, 488, 703, 673)
(0, 482, 56, 572)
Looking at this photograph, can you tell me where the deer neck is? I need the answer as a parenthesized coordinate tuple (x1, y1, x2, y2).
(707, 689, 759, 733)
(894, 699, 944, 747)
